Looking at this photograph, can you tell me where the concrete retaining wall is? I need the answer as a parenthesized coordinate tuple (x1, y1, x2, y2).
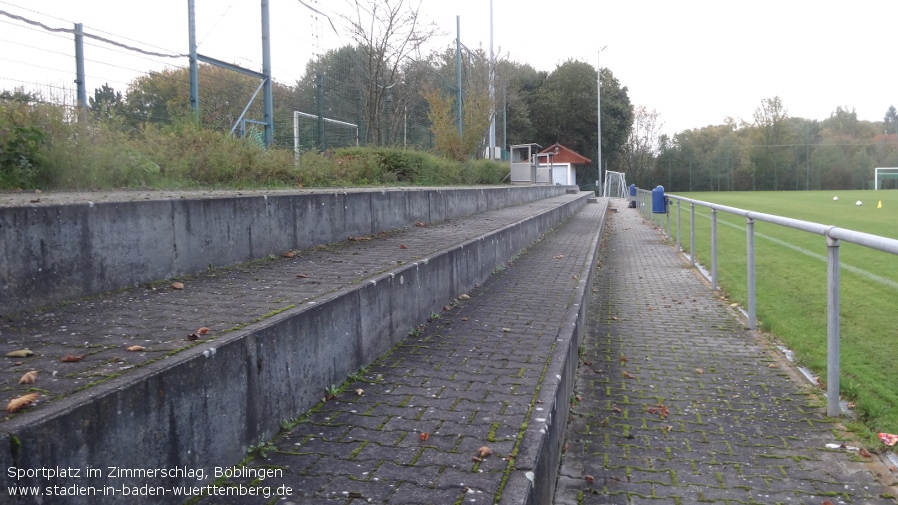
(0, 186, 571, 316)
(0, 190, 589, 505)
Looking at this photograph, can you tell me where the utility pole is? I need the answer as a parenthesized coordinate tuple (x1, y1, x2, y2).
(488, 0, 496, 159)
(597, 46, 606, 195)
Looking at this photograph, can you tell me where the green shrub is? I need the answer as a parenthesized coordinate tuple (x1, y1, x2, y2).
(0, 95, 509, 191)
(0, 101, 47, 189)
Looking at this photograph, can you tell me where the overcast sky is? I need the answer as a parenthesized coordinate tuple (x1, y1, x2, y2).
(2, 0, 896, 136)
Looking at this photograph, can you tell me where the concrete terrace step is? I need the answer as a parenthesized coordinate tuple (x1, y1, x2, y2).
(195, 198, 609, 505)
(0, 188, 597, 504)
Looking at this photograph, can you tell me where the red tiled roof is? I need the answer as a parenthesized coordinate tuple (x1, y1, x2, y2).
(539, 143, 591, 165)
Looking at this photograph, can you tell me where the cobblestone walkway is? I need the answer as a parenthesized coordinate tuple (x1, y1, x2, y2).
(554, 200, 897, 504)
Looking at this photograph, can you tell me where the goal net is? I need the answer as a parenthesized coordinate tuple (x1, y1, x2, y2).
(603, 171, 628, 199)
(293, 111, 359, 158)
(874, 167, 898, 190)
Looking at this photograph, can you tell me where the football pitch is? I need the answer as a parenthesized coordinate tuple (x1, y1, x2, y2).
(663, 190, 898, 441)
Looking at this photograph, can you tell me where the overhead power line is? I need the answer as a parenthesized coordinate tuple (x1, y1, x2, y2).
(0, 9, 187, 59)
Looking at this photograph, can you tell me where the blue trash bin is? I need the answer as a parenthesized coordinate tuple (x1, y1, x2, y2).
(651, 185, 667, 214)
(629, 184, 636, 198)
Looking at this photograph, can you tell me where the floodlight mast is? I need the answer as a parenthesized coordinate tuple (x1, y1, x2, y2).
(597, 46, 606, 196)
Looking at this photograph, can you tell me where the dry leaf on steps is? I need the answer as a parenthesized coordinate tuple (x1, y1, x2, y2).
(476, 446, 492, 458)
(60, 354, 85, 362)
(5, 349, 34, 358)
(197, 327, 211, 335)
(18, 371, 37, 384)
(127, 345, 145, 352)
(171, 282, 185, 290)
(283, 250, 297, 258)
(419, 432, 429, 442)
(7, 392, 39, 413)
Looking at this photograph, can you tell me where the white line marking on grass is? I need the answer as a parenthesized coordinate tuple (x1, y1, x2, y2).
(705, 214, 898, 291)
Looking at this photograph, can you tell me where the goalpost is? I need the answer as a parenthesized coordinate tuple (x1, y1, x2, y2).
(293, 111, 359, 160)
(603, 171, 628, 199)
(874, 167, 898, 190)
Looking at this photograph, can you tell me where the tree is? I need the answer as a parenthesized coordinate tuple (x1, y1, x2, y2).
(340, 0, 439, 146)
(884, 105, 897, 135)
(622, 106, 663, 188)
(89, 83, 124, 119)
(421, 84, 491, 161)
(751, 96, 791, 190)
(598, 67, 634, 174)
(527, 60, 632, 181)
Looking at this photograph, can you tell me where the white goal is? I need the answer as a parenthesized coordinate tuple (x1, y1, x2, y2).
(293, 111, 359, 158)
(603, 171, 628, 199)
(874, 167, 898, 190)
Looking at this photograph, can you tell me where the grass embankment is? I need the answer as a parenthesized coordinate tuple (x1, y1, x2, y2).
(671, 190, 898, 447)
(0, 101, 508, 191)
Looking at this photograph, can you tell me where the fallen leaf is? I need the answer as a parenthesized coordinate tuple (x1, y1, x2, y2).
(197, 327, 211, 335)
(186, 333, 199, 341)
(822, 501, 834, 505)
(459, 294, 470, 300)
(7, 392, 39, 413)
(399, 244, 409, 249)
(610, 316, 618, 320)
(502, 328, 511, 333)
(553, 254, 564, 259)
(619, 355, 628, 363)
(471, 456, 482, 462)
(767, 364, 777, 368)
(171, 282, 184, 290)
(622, 371, 635, 379)
(859, 447, 873, 458)
(461, 317, 469, 321)
(612, 406, 622, 413)
(585, 474, 594, 484)
(60, 354, 85, 362)
(730, 302, 739, 308)
(355, 388, 364, 396)
(18, 371, 37, 384)
(419, 432, 429, 442)
(443, 306, 451, 311)
(562, 443, 569, 453)
(695, 368, 704, 375)
(476, 446, 492, 458)
(126, 345, 145, 352)
(415, 221, 427, 227)
(878, 432, 898, 446)
(5, 349, 35, 358)
(296, 273, 309, 278)
(283, 250, 297, 258)
(663, 425, 673, 434)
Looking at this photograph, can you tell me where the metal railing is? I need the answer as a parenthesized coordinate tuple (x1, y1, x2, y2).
(632, 188, 898, 417)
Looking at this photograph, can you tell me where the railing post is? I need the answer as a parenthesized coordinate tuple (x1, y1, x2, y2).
(746, 217, 756, 330)
(666, 204, 671, 239)
(676, 200, 681, 253)
(711, 208, 718, 290)
(826, 235, 841, 417)
(690, 203, 696, 267)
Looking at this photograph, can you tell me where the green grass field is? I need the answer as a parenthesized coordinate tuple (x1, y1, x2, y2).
(661, 190, 898, 446)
